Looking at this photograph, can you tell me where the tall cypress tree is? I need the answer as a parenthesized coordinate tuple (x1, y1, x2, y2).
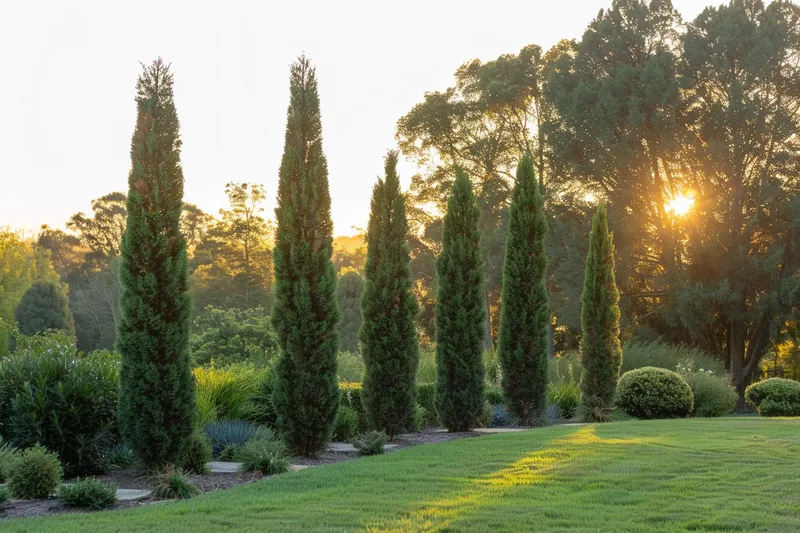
(579, 204, 622, 406)
(497, 154, 549, 423)
(117, 59, 194, 468)
(360, 151, 419, 439)
(271, 56, 339, 457)
(435, 169, 485, 432)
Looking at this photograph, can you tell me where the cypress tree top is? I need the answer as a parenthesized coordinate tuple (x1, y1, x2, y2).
(580, 204, 622, 406)
(116, 58, 194, 468)
(497, 153, 549, 423)
(271, 56, 340, 457)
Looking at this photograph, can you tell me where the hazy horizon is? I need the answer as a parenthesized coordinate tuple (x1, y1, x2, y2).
(1, 0, 713, 237)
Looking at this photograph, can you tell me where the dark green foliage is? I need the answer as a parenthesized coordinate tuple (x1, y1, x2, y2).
(548, 382, 582, 419)
(339, 382, 367, 432)
(0, 485, 10, 504)
(235, 439, 290, 475)
(435, 170, 486, 431)
(99, 443, 134, 472)
(271, 56, 339, 457)
(332, 406, 359, 442)
(0, 438, 18, 483)
(252, 368, 278, 427)
(180, 432, 212, 474)
(361, 151, 420, 439)
(485, 387, 504, 406)
(616, 367, 694, 419)
(681, 371, 736, 418)
(745, 378, 800, 417)
(59, 478, 118, 509)
(190, 306, 278, 368)
(7, 444, 63, 499)
(14, 281, 74, 337)
(116, 58, 194, 468)
(498, 154, 549, 423)
(415, 382, 438, 428)
(337, 271, 364, 353)
(0, 333, 119, 476)
(579, 205, 622, 406)
(203, 421, 275, 459)
(353, 431, 388, 456)
(147, 465, 200, 499)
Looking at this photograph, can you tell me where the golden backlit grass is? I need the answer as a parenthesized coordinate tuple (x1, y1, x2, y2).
(8, 418, 800, 532)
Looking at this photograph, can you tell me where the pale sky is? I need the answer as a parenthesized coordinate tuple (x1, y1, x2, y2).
(0, 0, 711, 236)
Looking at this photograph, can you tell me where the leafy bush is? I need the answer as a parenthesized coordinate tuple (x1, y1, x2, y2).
(549, 381, 582, 419)
(147, 465, 200, 499)
(415, 382, 438, 428)
(235, 439, 290, 475)
(0, 438, 18, 483)
(621, 341, 725, 375)
(190, 306, 279, 368)
(59, 478, 117, 509)
(180, 432, 212, 474)
(339, 381, 367, 432)
(99, 443, 135, 472)
(353, 431, 388, 456)
(680, 371, 736, 417)
(745, 378, 800, 417)
(251, 368, 278, 427)
(0, 333, 119, 476)
(194, 365, 260, 423)
(203, 420, 276, 459)
(337, 351, 365, 383)
(332, 406, 359, 442)
(485, 387, 504, 406)
(616, 367, 694, 419)
(0, 485, 10, 504)
(6, 444, 64, 499)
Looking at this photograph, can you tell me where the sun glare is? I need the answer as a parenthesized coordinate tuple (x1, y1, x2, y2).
(665, 193, 695, 216)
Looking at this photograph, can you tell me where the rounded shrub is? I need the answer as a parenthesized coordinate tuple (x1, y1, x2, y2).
(745, 378, 800, 417)
(59, 478, 117, 509)
(7, 444, 64, 499)
(615, 367, 694, 419)
(353, 431, 388, 456)
(180, 432, 212, 474)
(681, 371, 736, 417)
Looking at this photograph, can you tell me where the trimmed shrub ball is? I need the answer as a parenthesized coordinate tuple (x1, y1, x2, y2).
(745, 378, 800, 417)
(615, 367, 693, 419)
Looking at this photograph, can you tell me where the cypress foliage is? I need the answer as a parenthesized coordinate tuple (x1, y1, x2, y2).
(360, 151, 419, 439)
(497, 154, 549, 423)
(116, 59, 194, 468)
(15, 281, 75, 337)
(435, 169, 486, 432)
(271, 56, 340, 457)
(579, 204, 622, 406)
(337, 270, 364, 353)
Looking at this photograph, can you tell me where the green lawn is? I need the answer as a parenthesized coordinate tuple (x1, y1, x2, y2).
(8, 418, 800, 532)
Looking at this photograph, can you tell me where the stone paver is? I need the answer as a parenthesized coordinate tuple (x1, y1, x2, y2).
(289, 464, 312, 471)
(208, 461, 243, 473)
(329, 442, 358, 453)
(116, 489, 152, 501)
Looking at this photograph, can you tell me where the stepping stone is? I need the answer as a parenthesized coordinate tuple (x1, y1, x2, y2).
(116, 489, 152, 501)
(329, 442, 358, 453)
(289, 464, 311, 471)
(207, 461, 243, 473)
(384, 444, 399, 450)
(473, 427, 530, 434)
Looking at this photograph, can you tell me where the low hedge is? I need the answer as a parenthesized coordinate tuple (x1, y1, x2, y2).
(616, 367, 694, 419)
(745, 378, 800, 417)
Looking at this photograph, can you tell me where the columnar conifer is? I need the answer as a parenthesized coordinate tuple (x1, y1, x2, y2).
(117, 59, 194, 468)
(498, 154, 549, 423)
(579, 204, 622, 406)
(271, 56, 339, 457)
(360, 151, 419, 439)
(435, 169, 486, 431)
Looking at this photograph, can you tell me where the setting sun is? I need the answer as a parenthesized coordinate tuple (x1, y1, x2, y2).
(665, 192, 695, 216)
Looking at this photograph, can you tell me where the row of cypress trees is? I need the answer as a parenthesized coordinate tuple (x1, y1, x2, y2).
(116, 56, 623, 466)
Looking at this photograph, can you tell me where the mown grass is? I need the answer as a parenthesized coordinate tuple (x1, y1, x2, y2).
(8, 418, 800, 532)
